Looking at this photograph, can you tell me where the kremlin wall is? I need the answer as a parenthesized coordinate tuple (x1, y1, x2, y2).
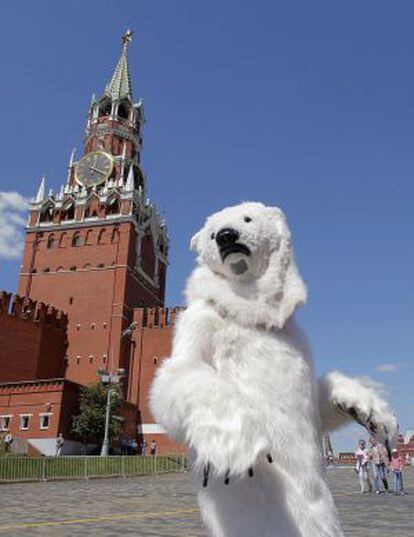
(0, 290, 183, 454)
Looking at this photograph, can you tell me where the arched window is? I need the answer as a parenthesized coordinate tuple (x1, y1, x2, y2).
(117, 103, 130, 120)
(59, 232, 67, 248)
(72, 233, 82, 247)
(85, 230, 93, 245)
(111, 228, 119, 244)
(97, 229, 106, 245)
(99, 98, 112, 117)
(47, 235, 56, 249)
(84, 196, 100, 219)
(62, 203, 75, 221)
(85, 206, 98, 218)
(107, 197, 120, 216)
(39, 206, 53, 223)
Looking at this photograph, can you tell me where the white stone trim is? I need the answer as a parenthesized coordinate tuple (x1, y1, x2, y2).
(137, 423, 166, 435)
(39, 413, 53, 430)
(19, 414, 32, 430)
(0, 415, 12, 431)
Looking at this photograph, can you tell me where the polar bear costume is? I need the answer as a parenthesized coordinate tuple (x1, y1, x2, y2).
(150, 202, 398, 537)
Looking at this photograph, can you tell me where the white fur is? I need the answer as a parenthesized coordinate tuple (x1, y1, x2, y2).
(150, 202, 398, 537)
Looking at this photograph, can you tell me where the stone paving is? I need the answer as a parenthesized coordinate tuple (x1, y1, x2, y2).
(0, 467, 412, 536)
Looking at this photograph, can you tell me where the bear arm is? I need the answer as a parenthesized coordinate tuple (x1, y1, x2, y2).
(150, 305, 269, 475)
(317, 371, 398, 446)
(149, 304, 218, 443)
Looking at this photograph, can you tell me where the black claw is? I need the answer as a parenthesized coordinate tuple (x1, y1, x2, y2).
(202, 463, 210, 488)
(266, 453, 273, 464)
(248, 467, 254, 477)
(348, 407, 364, 426)
(384, 438, 392, 462)
(224, 469, 230, 485)
(368, 420, 377, 433)
(339, 405, 365, 427)
(366, 410, 377, 433)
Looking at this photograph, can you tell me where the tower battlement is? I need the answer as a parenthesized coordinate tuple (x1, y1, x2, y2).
(0, 291, 68, 383)
(0, 291, 68, 330)
(133, 306, 185, 329)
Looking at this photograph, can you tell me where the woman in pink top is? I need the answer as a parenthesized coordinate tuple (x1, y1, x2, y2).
(390, 449, 405, 495)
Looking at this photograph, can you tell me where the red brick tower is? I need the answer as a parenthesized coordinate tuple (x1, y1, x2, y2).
(18, 31, 169, 388)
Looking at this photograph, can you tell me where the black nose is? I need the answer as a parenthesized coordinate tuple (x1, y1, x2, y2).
(216, 228, 239, 247)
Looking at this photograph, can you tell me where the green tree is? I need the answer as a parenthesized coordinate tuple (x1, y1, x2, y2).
(71, 382, 123, 446)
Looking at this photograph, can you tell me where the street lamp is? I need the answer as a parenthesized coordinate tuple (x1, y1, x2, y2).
(98, 321, 137, 457)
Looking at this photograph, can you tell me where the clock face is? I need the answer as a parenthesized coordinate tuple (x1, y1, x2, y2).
(75, 151, 114, 188)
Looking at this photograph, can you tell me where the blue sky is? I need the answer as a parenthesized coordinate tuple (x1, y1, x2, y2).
(0, 1, 413, 450)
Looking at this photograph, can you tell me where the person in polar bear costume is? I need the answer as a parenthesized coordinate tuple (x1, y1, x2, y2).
(150, 202, 398, 537)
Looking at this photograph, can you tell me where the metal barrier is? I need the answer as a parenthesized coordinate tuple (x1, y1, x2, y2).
(0, 455, 187, 483)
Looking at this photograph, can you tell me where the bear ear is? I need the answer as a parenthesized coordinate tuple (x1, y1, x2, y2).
(265, 206, 286, 226)
(190, 231, 201, 253)
(265, 206, 291, 243)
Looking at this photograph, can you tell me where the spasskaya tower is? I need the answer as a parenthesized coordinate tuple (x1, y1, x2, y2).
(18, 31, 169, 386)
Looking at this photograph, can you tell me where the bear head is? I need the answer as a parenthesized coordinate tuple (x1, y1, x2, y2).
(187, 202, 307, 329)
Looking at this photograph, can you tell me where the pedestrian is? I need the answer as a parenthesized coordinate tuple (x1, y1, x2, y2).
(355, 439, 372, 493)
(369, 436, 389, 494)
(4, 432, 13, 453)
(55, 433, 64, 456)
(150, 439, 157, 456)
(390, 448, 405, 495)
(140, 439, 147, 455)
(130, 438, 138, 455)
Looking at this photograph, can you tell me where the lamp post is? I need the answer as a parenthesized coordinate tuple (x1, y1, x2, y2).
(98, 321, 137, 457)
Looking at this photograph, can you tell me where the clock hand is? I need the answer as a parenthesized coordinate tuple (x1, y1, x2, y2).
(88, 155, 99, 175)
(89, 167, 105, 175)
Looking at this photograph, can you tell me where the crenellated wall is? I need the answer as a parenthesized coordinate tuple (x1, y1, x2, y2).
(128, 305, 186, 453)
(0, 291, 68, 382)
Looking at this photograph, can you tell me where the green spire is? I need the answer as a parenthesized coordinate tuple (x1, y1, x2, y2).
(105, 30, 133, 101)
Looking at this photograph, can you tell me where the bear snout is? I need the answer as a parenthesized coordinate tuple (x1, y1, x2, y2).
(215, 228, 251, 263)
(215, 228, 240, 247)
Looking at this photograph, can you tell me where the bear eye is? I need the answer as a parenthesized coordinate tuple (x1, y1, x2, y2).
(244, 216, 252, 223)
(211, 232, 215, 240)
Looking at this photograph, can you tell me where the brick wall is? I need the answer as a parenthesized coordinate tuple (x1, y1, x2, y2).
(129, 306, 186, 454)
(0, 379, 80, 440)
(0, 292, 67, 382)
(18, 221, 164, 387)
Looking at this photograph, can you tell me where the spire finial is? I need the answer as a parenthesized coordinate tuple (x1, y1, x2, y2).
(125, 164, 135, 191)
(105, 30, 134, 101)
(35, 176, 46, 203)
(67, 147, 76, 184)
(122, 29, 133, 46)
